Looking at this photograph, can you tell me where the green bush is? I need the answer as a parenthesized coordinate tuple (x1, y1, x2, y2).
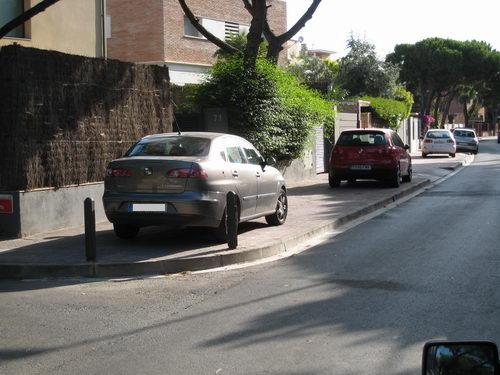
(194, 56, 335, 160)
(360, 96, 409, 129)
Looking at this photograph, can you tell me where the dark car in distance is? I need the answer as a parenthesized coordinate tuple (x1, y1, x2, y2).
(329, 128, 412, 188)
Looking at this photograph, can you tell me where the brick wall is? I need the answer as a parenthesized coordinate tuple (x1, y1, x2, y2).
(107, 0, 287, 65)
(107, 0, 165, 62)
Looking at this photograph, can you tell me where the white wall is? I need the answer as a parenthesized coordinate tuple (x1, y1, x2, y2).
(166, 63, 210, 85)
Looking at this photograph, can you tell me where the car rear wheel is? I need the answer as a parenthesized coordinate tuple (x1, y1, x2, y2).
(389, 164, 401, 188)
(402, 163, 412, 183)
(214, 205, 240, 243)
(266, 188, 288, 226)
(113, 223, 139, 239)
(329, 173, 341, 188)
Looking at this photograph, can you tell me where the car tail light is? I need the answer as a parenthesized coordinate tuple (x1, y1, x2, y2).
(424, 139, 433, 143)
(167, 168, 208, 179)
(383, 146, 396, 154)
(106, 168, 132, 177)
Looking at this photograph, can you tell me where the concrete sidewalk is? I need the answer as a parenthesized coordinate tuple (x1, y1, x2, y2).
(0, 152, 473, 279)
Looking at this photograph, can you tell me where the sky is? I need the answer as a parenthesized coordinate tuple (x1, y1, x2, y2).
(285, 0, 500, 59)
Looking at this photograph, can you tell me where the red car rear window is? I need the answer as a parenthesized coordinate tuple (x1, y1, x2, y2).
(337, 133, 387, 146)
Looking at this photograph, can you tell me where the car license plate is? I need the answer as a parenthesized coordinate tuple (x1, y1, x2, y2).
(130, 203, 167, 212)
(350, 165, 371, 170)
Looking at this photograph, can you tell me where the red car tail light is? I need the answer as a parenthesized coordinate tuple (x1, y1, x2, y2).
(167, 168, 208, 179)
(106, 168, 132, 177)
(424, 139, 433, 143)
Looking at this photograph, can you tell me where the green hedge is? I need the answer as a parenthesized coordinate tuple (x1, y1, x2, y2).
(194, 57, 335, 160)
(360, 96, 409, 129)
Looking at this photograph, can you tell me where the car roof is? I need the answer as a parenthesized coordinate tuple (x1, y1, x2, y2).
(340, 128, 393, 134)
(140, 132, 243, 141)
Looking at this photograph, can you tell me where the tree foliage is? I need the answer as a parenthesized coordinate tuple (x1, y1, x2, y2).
(387, 37, 500, 126)
(286, 55, 347, 101)
(193, 56, 335, 160)
(337, 35, 400, 98)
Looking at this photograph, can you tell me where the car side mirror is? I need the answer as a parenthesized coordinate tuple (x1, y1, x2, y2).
(264, 156, 276, 166)
(422, 341, 499, 375)
(404, 144, 410, 150)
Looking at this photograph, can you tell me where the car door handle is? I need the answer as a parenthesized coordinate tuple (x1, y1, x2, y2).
(232, 171, 239, 177)
(256, 172, 261, 178)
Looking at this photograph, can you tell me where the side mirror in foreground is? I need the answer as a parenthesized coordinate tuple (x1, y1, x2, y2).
(265, 156, 276, 166)
(422, 340, 499, 375)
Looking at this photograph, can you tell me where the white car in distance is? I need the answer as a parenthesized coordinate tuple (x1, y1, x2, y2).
(422, 129, 456, 158)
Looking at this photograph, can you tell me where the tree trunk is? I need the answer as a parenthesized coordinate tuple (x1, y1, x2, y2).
(463, 101, 470, 127)
(263, 0, 322, 64)
(425, 89, 436, 116)
(0, 0, 61, 39)
(177, 0, 237, 55)
(244, 0, 266, 69)
(440, 90, 456, 128)
(432, 94, 442, 128)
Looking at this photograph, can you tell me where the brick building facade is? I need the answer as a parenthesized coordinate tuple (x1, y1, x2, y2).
(107, 0, 287, 85)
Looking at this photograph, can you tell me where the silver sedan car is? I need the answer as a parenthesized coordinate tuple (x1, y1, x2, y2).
(103, 132, 287, 240)
(452, 128, 479, 154)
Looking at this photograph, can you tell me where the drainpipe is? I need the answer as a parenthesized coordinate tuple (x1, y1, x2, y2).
(101, 0, 107, 59)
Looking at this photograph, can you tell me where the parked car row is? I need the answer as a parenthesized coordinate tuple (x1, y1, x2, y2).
(328, 127, 480, 190)
(103, 127, 479, 241)
(421, 128, 478, 157)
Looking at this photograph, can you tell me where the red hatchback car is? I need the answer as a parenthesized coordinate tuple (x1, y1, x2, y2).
(329, 128, 412, 188)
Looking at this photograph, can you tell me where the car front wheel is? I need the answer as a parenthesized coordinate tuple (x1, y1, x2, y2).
(113, 223, 139, 239)
(266, 189, 288, 226)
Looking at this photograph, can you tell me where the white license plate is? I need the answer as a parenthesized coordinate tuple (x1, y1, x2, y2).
(350, 165, 371, 170)
(131, 203, 167, 212)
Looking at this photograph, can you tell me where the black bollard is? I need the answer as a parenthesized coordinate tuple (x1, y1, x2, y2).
(226, 191, 238, 249)
(84, 197, 96, 261)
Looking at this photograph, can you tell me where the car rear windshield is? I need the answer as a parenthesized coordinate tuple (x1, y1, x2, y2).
(126, 136, 211, 157)
(453, 130, 475, 138)
(426, 131, 451, 139)
(337, 132, 387, 146)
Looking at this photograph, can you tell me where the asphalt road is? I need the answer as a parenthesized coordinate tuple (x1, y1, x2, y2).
(1, 139, 499, 375)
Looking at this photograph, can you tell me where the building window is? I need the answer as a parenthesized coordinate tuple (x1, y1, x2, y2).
(0, 0, 25, 38)
(224, 21, 239, 40)
(184, 16, 202, 38)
